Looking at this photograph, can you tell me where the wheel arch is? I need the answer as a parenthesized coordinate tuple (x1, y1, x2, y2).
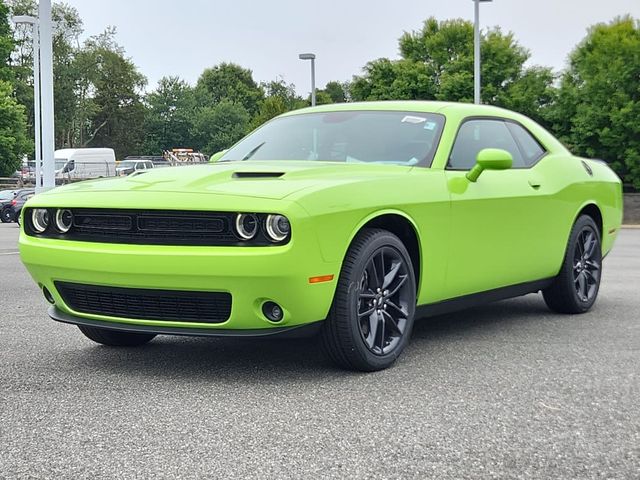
(574, 202, 603, 238)
(344, 210, 422, 292)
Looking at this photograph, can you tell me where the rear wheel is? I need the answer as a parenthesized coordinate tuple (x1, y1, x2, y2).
(78, 325, 156, 347)
(321, 228, 416, 371)
(0, 207, 12, 223)
(543, 215, 602, 314)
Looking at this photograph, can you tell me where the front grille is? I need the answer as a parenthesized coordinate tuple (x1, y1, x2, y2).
(55, 282, 232, 323)
(67, 209, 238, 245)
(24, 208, 288, 246)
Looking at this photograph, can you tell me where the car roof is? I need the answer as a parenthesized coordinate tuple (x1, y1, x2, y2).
(281, 100, 520, 117)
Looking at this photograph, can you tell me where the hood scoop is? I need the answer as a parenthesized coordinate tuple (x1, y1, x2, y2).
(232, 171, 285, 179)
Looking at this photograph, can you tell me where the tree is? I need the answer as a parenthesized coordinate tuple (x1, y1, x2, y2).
(193, 100, 250, 155)
(143, 76, 196, 153)
(71, 28, 147, 158)
(321, 81, 349, 103)
(0, 80, 30, 176)
(195, 63, 263, 115)
(550, 17, 640, 188)
(251, 78, 305, 128)
(0, 1, 14, 84)
(0, 2, 30, 176)
(8, 0, 84, 150)
(351, 17, 555, 127)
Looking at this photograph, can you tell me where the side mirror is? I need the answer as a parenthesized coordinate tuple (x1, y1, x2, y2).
(466, 148, 512, 182)
(209, 149, 228, 163)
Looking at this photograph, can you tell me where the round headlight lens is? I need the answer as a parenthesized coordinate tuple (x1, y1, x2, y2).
(31, 208, 50, 233)
(55, 209, 73, 233)
(265, 214, 290, 242)
(235, 213, 258, 240)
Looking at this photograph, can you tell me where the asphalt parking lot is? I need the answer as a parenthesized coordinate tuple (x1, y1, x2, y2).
(0, 222, 638, 479)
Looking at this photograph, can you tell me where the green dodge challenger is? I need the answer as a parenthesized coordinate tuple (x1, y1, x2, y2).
(19, 101, 623, 371)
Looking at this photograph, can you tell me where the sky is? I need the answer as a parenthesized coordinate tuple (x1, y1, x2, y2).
(60, 0, 640, 95)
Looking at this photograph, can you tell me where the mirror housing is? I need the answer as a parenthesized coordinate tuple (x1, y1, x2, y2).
(466, 148, 513, 182)
(209, 149, 228, 163)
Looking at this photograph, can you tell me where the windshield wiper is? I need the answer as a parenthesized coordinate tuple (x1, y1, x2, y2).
(242, 141, 266, 161)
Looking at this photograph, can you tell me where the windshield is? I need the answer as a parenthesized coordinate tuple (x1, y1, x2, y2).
(220, 111, 445, 166)
(54, 158, 67, 170)
(118, 161, 136, 169)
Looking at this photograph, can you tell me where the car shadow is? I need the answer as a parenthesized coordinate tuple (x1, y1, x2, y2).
(64, 294, 551, 383)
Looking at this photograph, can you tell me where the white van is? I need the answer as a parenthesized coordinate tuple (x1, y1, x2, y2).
(55, 148, 116, 181)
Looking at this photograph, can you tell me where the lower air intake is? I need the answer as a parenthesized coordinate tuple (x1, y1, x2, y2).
(55, 282, 231, 323)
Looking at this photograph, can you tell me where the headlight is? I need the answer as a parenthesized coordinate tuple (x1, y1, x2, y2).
(31, 209, 50, 233)
(265, 214, 290, 242)
(235, 213, 258, 240)
(55, 209, 73, 233)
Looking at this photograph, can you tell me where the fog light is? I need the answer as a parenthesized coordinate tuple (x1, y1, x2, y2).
(262, 301, 283, 322)
(42, 286, 55, 305)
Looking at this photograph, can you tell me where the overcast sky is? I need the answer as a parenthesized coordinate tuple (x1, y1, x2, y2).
(61, 0, 640, 94)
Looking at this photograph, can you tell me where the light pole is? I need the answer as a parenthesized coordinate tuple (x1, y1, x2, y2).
(473, 0, 492, 105)
(299, 53, 316, 107)
(39, 0, 55, 190)
(12, 15, 42, 193)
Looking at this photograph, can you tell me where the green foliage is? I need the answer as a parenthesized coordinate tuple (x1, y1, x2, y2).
(8, 0, 84, 151)
(143, 76, 196, 153)
(352, 17, 555, 127)
(196, 63, 263, 115)
(194, 100, 250, 155)
(0, 1, 15, 84)
(72, 28, 146, 158)
(251, 78, 306, 128)
(322, 81, 348, 103)
(0, 80, 31, 176)
(550, 17, 640, 188)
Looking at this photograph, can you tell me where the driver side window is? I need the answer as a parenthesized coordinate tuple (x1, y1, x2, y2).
(449, 119, 525, 170)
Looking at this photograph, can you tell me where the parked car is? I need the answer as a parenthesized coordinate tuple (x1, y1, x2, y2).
(115, 159, 155, 176)
(124, 155, 168, 168)
(1, 190, 18, 223)
(1, 189, 34, 223)
(0, 189, 16, 202)
(19, 101, 623, 371)
(55, 148, 116, 181)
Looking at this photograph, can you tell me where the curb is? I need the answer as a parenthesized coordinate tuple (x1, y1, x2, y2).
(621, 225, 640, 229)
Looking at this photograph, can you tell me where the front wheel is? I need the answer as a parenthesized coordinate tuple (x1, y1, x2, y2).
(543, 215, 602, 314)
(321, 228, 416, 371)
(78, 325, 156, 347)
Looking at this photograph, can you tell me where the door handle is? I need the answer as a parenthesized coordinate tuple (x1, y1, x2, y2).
(528, 180, 541, 189)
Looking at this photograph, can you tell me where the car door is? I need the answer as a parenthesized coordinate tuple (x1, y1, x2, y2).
(444, 117, 555, 298)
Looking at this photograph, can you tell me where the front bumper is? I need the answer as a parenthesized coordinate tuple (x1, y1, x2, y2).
(20, 230, 340, 332)
(48, 306, 323, 338)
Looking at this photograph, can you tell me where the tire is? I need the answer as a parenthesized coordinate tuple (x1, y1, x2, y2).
(78, 325, 156, 347)
(321, 228, 416, 371)
(0, 208, 12, 223)
(543, 215, 602, 314)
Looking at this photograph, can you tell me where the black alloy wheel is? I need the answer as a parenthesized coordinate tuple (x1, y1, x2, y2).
(1, 207, 12, 223)
(543, 215, 602, 314)
(357, 246, 412, 355)
(321, 228, 416, 371)
(572, 228, 601, 303)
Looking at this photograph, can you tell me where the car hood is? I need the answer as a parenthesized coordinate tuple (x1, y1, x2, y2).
(42, 161, 412, 200)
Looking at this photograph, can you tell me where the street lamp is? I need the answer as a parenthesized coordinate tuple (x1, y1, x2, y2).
(299, 53, 316, 107)
(12, 15, 42, 193)
(472, 0, 492, 104)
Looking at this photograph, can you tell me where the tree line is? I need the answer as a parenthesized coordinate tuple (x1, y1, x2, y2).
(1, 1, 639, 189)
